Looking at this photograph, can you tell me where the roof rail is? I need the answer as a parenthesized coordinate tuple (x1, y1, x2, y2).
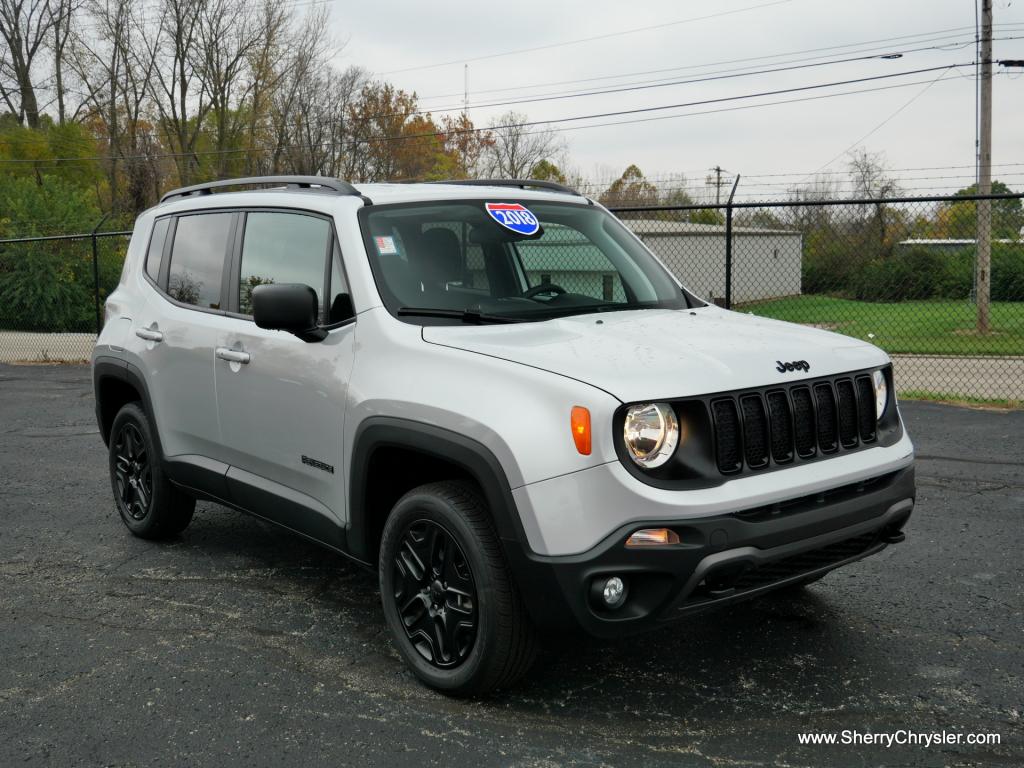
(429, 178, 583, 197)
(160, 176, 362, 203)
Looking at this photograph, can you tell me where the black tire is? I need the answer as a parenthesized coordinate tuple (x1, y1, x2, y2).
(108, 402, 195, 539)
(378, 480, 538, 696)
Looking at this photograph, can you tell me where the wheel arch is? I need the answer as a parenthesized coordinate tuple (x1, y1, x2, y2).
(347, 417, 526, 564)
(93, 358, 162, 457)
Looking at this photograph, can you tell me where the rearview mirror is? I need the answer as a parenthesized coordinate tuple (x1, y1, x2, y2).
(252, 283, 327, 342)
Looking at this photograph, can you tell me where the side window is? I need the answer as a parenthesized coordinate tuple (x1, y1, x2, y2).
(167, 213, 233, 308)
(238, 212, 331, 317)
(146, 218, 170, 284)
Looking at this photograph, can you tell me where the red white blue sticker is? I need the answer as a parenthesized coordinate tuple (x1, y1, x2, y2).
(485, 202, 540, 236)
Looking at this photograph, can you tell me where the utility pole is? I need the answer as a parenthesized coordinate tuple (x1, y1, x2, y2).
(707, 166, 728, 205)
(976, 0, 993, 334)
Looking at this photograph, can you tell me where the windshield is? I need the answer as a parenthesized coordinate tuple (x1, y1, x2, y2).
(358, 199, 693, 323)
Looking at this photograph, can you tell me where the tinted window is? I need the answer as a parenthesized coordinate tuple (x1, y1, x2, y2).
(238, 212, 331, 316)
(146, 218, 169, 283)
(167, 213, 233, 308)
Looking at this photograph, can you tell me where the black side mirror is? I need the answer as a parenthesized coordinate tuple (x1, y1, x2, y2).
(252, 284, 327, 342)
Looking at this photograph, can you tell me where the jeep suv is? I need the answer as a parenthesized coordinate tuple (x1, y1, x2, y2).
(92, 176, 915, 695)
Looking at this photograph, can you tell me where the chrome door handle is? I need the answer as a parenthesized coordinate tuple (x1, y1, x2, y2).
(216, 347, 251, 364)
(135, 328, 163, 342)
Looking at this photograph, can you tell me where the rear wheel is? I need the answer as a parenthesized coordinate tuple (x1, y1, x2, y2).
(109, 402, 194, 539)
(378, 481, 537, 696)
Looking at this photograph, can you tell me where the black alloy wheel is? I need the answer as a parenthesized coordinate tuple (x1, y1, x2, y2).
(392, 519, 478, 668)
(113, 422, 152, 521)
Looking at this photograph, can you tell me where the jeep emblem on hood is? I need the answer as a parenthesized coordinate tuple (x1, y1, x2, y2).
(776, 360, 810, 373)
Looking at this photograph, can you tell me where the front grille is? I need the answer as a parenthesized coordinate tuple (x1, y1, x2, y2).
(709, 370, 883, 475)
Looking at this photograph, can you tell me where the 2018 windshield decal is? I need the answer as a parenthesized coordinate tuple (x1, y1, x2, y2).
(485, 202, 540, 236)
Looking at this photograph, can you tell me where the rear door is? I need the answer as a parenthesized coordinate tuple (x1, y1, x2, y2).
(136, 211, 237, 486)
(213, 210, 356, 543)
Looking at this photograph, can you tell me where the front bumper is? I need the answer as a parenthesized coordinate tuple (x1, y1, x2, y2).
(502, 465, 915, 638)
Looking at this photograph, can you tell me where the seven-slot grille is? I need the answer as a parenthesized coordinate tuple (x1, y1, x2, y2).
(710, 374, 879, 474)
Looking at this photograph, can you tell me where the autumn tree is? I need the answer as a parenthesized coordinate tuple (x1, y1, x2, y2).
(599, 164, 658, 208)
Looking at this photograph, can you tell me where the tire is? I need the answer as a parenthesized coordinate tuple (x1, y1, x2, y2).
(108, 402, 195, 539)
(378, 480, 538, 696)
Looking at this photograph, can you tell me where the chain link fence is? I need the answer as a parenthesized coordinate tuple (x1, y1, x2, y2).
(1, 193, 1021, 403)
(613, 192, 1024, 402)
(0, 230, 131, 363)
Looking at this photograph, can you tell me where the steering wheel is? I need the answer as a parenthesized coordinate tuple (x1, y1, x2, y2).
(523, 283, 567, 300)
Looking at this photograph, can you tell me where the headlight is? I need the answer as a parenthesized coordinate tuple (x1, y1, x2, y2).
(623, 403, 680, 469)
(872, 369, 888, 420)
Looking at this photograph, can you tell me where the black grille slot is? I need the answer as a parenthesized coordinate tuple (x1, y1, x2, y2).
(790, 386, 816, 458)
(730, 533, 879, 592)
(835, 379, 859, 448)
(855, 375, 877, 442)
(814, 383, 838, 453)
(740, 395, 769, 469)
(765, 391, 794, 464)
(712, 399, 742, 473)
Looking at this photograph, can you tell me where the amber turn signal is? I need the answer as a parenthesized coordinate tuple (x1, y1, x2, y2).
(625, 528, 680, 547)
(570, 406, 591, 455)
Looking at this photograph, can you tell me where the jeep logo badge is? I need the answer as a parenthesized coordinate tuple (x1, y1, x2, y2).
(776, 360, 810, 373)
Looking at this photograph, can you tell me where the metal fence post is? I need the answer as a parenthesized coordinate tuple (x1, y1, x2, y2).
(91, 213, 111, 335)
(724, 175, 741, 309)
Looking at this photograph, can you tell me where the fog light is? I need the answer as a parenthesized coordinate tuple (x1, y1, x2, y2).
(593, 575, 628, 610)
(626, 528, 680, 547)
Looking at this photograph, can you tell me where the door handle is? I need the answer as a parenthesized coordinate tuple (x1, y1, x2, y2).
(135, 327, 163, 342)
(216, 347, 251, 364)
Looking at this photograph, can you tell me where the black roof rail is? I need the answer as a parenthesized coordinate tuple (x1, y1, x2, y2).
(428, 178, 583, 197)
(160, 176, 363, 203)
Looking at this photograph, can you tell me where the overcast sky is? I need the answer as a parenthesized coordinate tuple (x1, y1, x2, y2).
(330, 0, 1023, 199)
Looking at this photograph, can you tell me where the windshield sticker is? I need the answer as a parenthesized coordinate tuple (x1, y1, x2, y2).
(374, 235, 398, 255)
(485, 202, 540, 236)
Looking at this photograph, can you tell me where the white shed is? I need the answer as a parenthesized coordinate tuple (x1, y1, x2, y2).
(625, 220, 803, 304)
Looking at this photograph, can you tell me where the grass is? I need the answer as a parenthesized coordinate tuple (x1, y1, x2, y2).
(899, 389, 1021, 410)
(743, 296, 1024, 356)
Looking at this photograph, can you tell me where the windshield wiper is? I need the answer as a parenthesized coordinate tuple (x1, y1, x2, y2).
(396, 307, 524, 324)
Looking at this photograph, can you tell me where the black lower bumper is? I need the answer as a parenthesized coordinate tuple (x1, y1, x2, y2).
(503, 465, 916, 639)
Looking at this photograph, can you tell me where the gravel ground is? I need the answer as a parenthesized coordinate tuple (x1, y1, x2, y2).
(1, 364, 1021, 767)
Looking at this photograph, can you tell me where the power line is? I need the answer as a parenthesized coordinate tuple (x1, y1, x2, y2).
(413, 24, 1023, 104)
(0, 66, 986, 165)
(378, 0, 797, 75)
(404, 40, 1012, 119)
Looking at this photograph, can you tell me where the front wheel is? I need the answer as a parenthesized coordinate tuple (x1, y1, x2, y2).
(108, 402, 195, 539)
(378, 481, 537, 696)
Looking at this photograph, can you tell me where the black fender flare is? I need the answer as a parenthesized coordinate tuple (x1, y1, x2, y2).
(92, 357, 162, 457)
(346, 416, 528, 563)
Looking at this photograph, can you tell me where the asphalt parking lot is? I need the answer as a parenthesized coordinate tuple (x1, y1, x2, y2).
(1, 364, 1021, 767)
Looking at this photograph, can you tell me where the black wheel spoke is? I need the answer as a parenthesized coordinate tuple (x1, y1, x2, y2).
(112, 423, 152, 522)
(390, 518, 478, 670)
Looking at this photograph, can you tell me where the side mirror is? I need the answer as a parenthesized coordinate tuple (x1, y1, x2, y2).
(252, 284, 327, 342)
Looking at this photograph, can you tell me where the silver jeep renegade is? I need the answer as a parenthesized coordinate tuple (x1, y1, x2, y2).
(92, 176, 916, 695)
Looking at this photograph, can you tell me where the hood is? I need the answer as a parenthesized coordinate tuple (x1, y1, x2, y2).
(422, 306, 888, 403)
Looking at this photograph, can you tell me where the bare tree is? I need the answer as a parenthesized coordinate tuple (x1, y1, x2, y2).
(847, 148, 902, 252)
(145, 0, 210, 186)
(482, 111, 563, 178)
(0, 0, 55, 127)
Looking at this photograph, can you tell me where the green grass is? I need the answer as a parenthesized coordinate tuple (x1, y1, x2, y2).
(744, 296, 1024, 356)
(899, 390, 1021, 409)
